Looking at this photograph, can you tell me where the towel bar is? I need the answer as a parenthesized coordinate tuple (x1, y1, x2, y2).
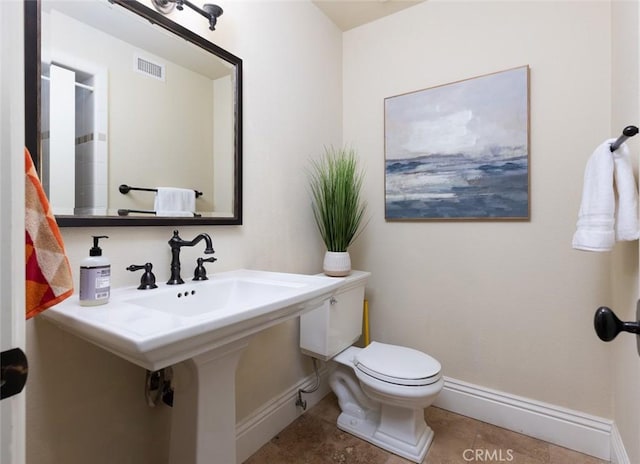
(119, 184, 203, 198)
(117, 209, 202, 218)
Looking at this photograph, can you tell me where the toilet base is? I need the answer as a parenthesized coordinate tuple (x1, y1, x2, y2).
(336, 410, 434, 463)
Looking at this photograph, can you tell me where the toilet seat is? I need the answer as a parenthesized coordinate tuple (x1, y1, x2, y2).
(354, 342, 441, 386)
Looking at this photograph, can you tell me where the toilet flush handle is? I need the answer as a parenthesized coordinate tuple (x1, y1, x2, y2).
(594, 306, 640, 341)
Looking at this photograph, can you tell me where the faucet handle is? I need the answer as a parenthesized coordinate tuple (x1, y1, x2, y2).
(127, 263, 158, 290)
(193, 256, 217, 281)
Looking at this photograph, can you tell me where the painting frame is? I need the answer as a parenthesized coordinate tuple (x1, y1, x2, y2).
(384, 65, 530, 221)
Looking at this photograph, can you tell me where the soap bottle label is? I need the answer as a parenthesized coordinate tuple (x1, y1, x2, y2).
(80, 265, 111, 301)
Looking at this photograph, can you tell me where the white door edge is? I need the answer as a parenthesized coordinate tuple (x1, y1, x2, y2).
(0, 1, 27, 463)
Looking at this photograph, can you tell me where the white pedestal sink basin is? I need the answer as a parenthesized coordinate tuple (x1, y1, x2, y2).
(42, 269, 344, 464)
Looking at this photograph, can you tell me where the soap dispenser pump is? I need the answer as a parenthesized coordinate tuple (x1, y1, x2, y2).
(79, 235, 111, 306)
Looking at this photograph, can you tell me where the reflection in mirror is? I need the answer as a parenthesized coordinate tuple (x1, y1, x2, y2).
(27, 0, 242, 226)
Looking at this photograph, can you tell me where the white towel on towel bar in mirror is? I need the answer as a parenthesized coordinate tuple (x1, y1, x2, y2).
(154, 187, 196, 217)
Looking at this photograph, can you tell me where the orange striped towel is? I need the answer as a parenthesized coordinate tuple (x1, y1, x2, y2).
(25, 148, 73, 319)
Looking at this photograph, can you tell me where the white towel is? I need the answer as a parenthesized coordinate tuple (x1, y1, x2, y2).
(613, 143, 640, 241)
(154, 187, 196, 217)
(572, 139, 639, 251)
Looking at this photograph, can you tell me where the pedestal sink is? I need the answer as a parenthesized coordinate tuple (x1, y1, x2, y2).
(42, 269, 344, 464)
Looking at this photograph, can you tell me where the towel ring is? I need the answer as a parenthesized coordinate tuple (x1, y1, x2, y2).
(610, 125, 639, 152)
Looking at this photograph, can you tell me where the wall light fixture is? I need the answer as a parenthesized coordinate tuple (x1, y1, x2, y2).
(151, 0, 223, 30)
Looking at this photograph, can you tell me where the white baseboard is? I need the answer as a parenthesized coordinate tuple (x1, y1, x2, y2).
(235, 366, 331, 463)
(610, 423, 630, 464)
(234, 372, 627, 463)
(433, 376, 613, 461)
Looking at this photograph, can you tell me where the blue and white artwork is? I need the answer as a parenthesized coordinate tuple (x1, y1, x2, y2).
(384, 66, 529, 220)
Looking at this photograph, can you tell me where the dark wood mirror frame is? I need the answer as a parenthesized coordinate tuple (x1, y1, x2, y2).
(24, 0, 243, 227)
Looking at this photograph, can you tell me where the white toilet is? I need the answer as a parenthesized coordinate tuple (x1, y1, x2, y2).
(300, 271, 443, 463)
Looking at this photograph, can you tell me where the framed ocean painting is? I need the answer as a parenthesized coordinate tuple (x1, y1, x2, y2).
(384, 66, 530, 220)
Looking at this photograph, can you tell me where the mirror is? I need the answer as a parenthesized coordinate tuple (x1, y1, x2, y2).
(25, 0, 242, 226)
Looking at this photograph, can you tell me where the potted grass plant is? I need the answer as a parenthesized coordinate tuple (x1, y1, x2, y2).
(308, 146, 367, 276)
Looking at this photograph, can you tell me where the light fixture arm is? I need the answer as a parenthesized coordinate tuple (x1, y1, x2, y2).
(152, 0, 223, 30)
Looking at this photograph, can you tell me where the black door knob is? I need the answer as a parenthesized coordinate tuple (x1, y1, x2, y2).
(1, 347, 28, 400)
(594, 306, 640, 342)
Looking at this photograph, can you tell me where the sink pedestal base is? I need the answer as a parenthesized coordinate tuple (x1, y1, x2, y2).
(168, 338, 250, 464)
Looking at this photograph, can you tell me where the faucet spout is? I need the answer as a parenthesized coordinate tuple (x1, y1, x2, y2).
(167, 230, 215, 284)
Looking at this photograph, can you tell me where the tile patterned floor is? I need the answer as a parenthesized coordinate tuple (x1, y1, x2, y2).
(243, 393, 608, 464)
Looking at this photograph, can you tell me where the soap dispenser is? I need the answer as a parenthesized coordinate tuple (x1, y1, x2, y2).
(79, 235, 111, 306)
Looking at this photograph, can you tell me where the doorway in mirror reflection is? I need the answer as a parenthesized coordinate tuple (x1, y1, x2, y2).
(41, 62, 108, 216)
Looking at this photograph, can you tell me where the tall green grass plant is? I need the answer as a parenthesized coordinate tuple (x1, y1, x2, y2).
(308, 146, 367, 252)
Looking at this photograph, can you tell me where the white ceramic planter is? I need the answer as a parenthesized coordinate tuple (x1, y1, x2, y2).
(323, 251, 351, 277)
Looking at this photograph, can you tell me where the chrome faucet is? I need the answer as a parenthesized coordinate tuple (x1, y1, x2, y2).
(167, 230, 215, 285)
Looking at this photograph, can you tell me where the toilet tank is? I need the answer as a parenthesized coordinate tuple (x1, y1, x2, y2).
(300, 270, 370, 360)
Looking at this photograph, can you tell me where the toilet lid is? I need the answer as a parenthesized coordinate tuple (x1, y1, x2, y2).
(354, 341, 441, 386)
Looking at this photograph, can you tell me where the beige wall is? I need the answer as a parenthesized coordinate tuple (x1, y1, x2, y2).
(26, 1, 342, 462)
(611, 1, 640, 462)
(344, 0, 614, 417)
